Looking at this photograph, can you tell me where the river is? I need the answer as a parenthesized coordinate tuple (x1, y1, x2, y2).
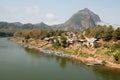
(0, 38, 120, 80)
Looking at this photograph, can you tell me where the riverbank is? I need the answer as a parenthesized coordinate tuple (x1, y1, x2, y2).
(10, 37, 120, 69)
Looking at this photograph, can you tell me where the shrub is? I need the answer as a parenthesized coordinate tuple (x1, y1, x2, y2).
(60, 34, 68, 48)
(111, 42, 120, 52)
(103, 43, 111, 49)
(114, 52, 120, 64)
(112, 28, 120, 40)
(52, 40, 61, 49)
(105, 50, 112, 56)
(94, 42, 101, 48)
(102, 60, 107, 65)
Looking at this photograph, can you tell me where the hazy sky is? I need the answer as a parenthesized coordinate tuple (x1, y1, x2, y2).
(0, 0, 120, 25)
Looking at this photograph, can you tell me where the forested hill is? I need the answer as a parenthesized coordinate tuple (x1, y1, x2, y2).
(0, 22, 51, 37)
(0, 22, 51, 30)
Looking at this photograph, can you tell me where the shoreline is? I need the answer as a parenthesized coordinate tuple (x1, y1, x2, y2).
(10, 38, 120, 69)
(30, 46, 120, 69)
(24, 44, 120, 69)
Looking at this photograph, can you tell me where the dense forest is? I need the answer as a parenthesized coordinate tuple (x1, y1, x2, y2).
(85, 25, 120, 41)
(0, 21, 51, 37)
(0, 29, 14, 37)
(13, 29, 65, 39)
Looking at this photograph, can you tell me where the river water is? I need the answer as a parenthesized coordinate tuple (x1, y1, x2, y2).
(0, 38, 120, 80)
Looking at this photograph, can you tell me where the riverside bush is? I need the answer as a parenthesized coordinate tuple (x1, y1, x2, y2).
(114, 52, 120, 64)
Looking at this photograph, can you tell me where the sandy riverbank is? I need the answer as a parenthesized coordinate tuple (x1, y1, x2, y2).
(24, 45, 120, 69)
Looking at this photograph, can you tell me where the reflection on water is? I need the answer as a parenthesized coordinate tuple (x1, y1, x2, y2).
(24, 47, 68, 69)
(92, 66, 120, 80)
(24, 48, 43, 57)
(24, 47, 86, 70)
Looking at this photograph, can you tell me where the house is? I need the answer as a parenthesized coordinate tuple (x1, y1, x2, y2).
(44, 37, 50, 41)
(66, 32, 76, 38)
(66, 38, 74, 44)
(77, 39, 87, 46)
(87, 38, 98, 47)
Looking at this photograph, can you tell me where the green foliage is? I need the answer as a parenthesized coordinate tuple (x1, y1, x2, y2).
(74, 47, 80, 55)
(79, 52, 88, 57)
(60, 33, 68, 48)
(0, 29, 14, 37)
(114, 52, 120, 64)
(60, 48, 73, 54)
(102, 26, 113, 41)
(102, 60, 107, 65)
(103, 43, 111, 49)
(52, 40, 61, 49)
(112, 28, 120, 40)
(111, 42, 120, 52)
(13, 29, 66, 40)
(105, 50, 112, 56)
(85, 25, 106, 38)
(55, 30, 65, 36)
(94, 42, 101, 48)
(85, 25, 115, 41)
(50, 32, 68, 48)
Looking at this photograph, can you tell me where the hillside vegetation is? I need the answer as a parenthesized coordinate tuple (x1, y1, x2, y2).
(12, 25, 120, 65)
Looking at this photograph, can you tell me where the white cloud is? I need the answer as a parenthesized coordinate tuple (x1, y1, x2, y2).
(45, 13, 57, 20)
(45, 13, 61, 25)
(0, 6, 17, 14)
(25, 6, 40, 15)
(0, 6, 61, 25)
(46, 21, 61, 25)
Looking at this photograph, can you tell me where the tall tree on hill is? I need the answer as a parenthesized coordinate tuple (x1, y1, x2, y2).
(102, 25, 114, 41)
(112, 27, 120, 40)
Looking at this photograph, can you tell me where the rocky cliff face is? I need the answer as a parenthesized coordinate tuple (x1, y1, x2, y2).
(58, 8, 101, 31)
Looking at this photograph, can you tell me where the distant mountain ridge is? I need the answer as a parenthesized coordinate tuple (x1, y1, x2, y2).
(0, 22, 51, 30)
(0, 8, 103, 31)
(34, 22, 51, 29)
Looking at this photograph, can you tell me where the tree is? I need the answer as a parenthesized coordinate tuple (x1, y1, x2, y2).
(52, 40, 61, 49)
(85, 25, 114, 41)
(112, 28, 120, 40)
(102, 26, 114, 41)
(60, 33, 68, 47)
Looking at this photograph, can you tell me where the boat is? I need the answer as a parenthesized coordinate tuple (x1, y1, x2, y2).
(40, 49, 54, 54)
(54, 52, 63, 56)
(86, 62, 103, 66)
